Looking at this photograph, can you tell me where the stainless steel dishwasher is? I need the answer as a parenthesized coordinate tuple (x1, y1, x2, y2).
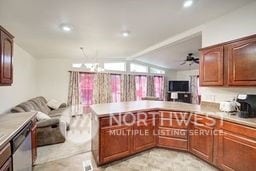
(12, 123, 32, 171)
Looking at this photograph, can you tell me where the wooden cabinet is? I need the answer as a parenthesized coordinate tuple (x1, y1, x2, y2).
(158, 111, 189, 151)
(133, 119, 156, 153)
(199, 34, 256, 86)
(0, 158, 12, 171)
(31, 123, 37, 164)
(199, 45, 224, 86)
(217, 121, 256, 171)
(189, 121, 214, 163)
(0, 143, 12, 171)
(226, 36, 256, 86)
(100, 125, 132, 164)
(0, 26, 14, 86)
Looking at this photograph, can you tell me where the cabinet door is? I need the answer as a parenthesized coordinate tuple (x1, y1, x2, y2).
(226, 36, 256, 85)
(218, 131, 256, 171)
(189, 122, 214, 163)
(133, 119, 156, 153)
(100, 125, 132, 164)
(31, 125, 37, 164)
(199, 45, 224, 86)
(0, 158, 12, 171)
(0, 31, 13, 85)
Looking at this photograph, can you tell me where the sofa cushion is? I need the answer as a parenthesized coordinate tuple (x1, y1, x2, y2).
(10, 106, 25, 113)
(31, 97, 51, 114)
(37, 118, 59, 128)
(48, 108, 67, 117)
(47, 99, 63, 110)
(16, 101, 39, 112)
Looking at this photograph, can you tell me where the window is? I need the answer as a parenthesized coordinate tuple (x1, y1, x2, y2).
(150, 67, 165, 74)
(135, 75, 147, 100)
(79, 73, 94, 105)
(104, 62, 126, 71)
(111, 74, 121, 102)
(72, 63, 82, 68)
(154, 76, 164, 99)
(130, 63, 148, 73)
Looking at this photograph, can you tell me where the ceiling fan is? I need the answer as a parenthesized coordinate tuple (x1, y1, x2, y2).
(180, 53, 199, 65)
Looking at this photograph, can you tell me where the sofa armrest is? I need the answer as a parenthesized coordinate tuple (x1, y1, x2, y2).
(59, 103, 67, 108)
(37, 118, 59, 128)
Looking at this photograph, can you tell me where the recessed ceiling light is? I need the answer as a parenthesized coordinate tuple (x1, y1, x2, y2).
(60, 24, 73, 32)
(122, 31, 130, 37)
(183, 0, 193, 8)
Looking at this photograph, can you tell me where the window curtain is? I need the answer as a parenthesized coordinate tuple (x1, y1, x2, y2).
(79, 73, 94, 106)
(154, 76, 165, 100)
(111, 74, 121, 102)
(67, 71, 80, 106)
(147, 75, 155, 97)
(120, 74, 136, 101)
(135, 75, 147, 100)
(93, 73, 112, 104)
(190, 75, 199, 104)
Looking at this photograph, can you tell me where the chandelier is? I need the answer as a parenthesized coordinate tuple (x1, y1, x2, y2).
(80, 47, 104, 72)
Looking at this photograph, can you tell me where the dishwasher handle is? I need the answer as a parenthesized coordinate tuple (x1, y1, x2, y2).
(12, 123, 31, 153)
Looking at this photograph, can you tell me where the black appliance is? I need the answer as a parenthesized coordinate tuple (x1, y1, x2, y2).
(236, 94, 256, 118)
(169, 81, 189, 92)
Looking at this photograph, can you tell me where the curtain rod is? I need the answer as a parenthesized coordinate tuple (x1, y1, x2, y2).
(68, 70, 165, 77)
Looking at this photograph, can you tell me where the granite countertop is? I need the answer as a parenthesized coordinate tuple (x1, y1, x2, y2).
(0, 112, 37, 149)
(90, 100, 256, 128)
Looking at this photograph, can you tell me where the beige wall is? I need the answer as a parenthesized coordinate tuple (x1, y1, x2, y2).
(0, 44, 37, 114)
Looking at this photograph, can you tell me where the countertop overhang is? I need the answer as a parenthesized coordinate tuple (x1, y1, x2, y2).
(90, 100, 256, 128)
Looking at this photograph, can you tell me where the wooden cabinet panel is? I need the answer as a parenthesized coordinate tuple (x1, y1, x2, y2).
(226, 36, 256, 85)
(199, 45, 224, 86)
(31, 124, 37, 164)
(158, 136, 188, 150)
(0, 26, 14, 86)
(0, 158, 12, 171)
(133, 119, 156, 153)
(100, 125, 132, 164)
(218, 131, 256, 171)
(0, 143, 11, 169)
(158, 127, 187, 139)
(159, 118, 188, 129)
(189, 121, 214, 163)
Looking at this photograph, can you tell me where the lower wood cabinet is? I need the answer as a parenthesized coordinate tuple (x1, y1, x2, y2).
(100, 125, 133, 164)
(133, 119, 156, 153)
(217, 121, 256, 171)
(93, 111, 256, 170)
(189, 121, 214, 163)
(0, 143, 12, 171)
(0, 158, 12, 171)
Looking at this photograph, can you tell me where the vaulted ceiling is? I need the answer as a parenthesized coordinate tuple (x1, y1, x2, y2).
(0, 0, 253, 69)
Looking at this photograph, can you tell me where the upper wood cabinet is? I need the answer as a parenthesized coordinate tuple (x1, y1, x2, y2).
(226, 36, 256, 86)
(199, 45, 224, 86)
(199, 34, 256, 86)
(0, 26, 14, 86)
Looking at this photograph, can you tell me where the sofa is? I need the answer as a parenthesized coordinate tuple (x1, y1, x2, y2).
(11, 96, 70, 146)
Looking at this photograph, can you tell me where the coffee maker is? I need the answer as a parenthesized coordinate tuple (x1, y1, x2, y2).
(236, 94, 256, 118)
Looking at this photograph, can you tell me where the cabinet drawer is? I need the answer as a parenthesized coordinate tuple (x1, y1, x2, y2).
(221, 121, 256, 140)
(159, 111, 190, 120)
(191, 115, 216, 127)
(0, 143, 11, 168)
(158, 136, 188, 150)
(100, 114, 133, 127)
(159, 127, 187, 139)
(159, 118, 188, 129)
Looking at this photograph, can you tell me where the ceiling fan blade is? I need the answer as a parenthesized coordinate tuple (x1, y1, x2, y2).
(180, 61, 186, 65)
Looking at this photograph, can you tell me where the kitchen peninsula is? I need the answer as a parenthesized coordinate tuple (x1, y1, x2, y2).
(90, 100, 256, 171)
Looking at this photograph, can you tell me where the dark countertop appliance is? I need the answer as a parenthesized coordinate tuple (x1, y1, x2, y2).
(237, 94, 256, 118)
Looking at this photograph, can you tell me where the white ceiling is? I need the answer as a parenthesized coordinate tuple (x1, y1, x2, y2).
(0, 0, 253, 68)
(137, 34, 202, 70)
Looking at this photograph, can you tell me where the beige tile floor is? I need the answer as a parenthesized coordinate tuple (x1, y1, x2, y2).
(33, 148, 219, 171)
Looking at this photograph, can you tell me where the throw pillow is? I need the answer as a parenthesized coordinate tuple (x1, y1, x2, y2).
(47, 99, 63, 110)
(36, 111, 51, 121)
